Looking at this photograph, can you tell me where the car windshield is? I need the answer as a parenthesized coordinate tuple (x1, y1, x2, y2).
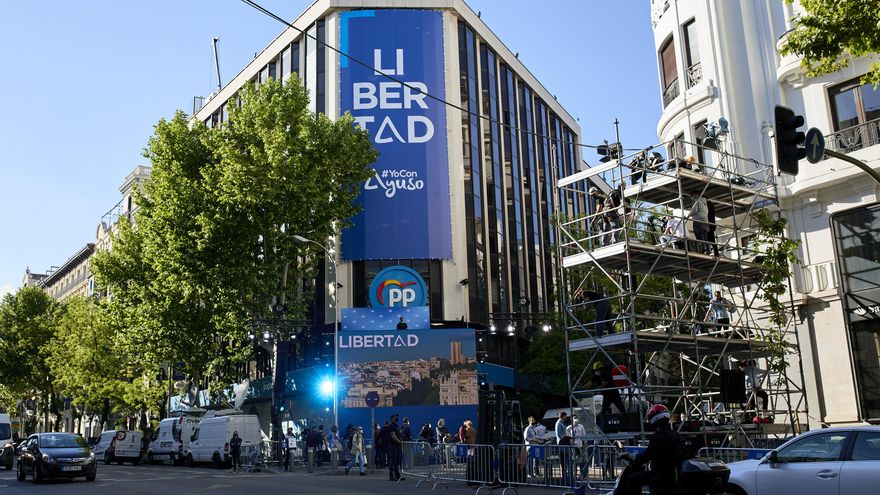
(0, 424, 10, 440)
(39, 434, 87, 449)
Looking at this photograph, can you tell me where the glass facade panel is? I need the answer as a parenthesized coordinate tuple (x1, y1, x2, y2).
(519, 84, 542, 312)
(291, 42, 301, 77)
(316, 20, 326, 115)
(501, 64, 525, 306)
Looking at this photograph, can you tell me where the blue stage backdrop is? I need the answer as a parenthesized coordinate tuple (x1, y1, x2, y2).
(339, 9, 452, 261)
(341, 307, 430, 331)
(337, 328, 477, 442)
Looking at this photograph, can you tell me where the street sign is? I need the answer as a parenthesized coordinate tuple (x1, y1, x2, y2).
(805, 127, 825, 164)
(365, 391, 380, 408)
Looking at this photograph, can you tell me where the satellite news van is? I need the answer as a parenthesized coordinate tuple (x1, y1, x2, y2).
(185, 412, 262, 468)
(147, 413, 203, 465)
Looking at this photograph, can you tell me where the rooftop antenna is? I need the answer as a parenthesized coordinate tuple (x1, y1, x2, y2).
(212, 37, 222, 91)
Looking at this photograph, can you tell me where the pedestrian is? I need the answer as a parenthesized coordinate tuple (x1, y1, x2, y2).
(343, 424, 354, 462)
(316, 425, 327, 466)
(523, 416, 542, 477)
(708, 290, 736, 333)
(574, 289, 612, 336)
(689, 191, 709, 254)
(305, 426, 319, 472)
(591, 361, 627, 427)
(457, 420, 467, 445)
(229, 430, 242, 473)
(566, 415, 587, 479)
(328, 425, 341, 469)
(376, 421, 389, 468)
(284, 426, 298, 471)
(554, 411, 568, 445)
(401, 417, 412, 442)
(418, 421, 433, 444)
(385, 414, 404, 481)
(435, 418, 449, 443)
(344, 426, 367, 476)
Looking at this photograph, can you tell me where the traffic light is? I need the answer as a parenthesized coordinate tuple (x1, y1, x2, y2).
(774, 105, 806, 175)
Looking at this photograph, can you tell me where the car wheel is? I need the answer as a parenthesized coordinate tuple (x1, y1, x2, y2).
(170, 453, 176, 466)
(33, 466, 43, 483)
(186, 454, 194, 468)
(116, 459, 124, 465)
(86, 474, 96, 482)
(133, 458, 141, 466)
(212, 453, 222, 469)
(147, 453, 154, 465)
(16, 465, 26, 481)
(104, 453, 111, 465)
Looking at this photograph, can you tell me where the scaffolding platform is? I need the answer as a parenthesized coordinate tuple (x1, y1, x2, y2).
(562, 240, 765, 285)
(568, 329, 772, 359)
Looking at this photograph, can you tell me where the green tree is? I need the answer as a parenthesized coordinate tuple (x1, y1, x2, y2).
(93, 76, 377, 395)
(0, 287, 59, 431)
(781, 0, 880, 86)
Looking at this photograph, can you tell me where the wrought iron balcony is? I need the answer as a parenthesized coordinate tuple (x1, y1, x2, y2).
(686, 62, 702, 89)
(663, 78, 680, 107)
(826, 118, 880, 155)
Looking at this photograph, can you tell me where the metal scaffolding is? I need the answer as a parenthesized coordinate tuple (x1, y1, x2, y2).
(554, 138, 808, 447)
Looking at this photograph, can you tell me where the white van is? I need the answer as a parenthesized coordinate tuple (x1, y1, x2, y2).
(148, 416, 201, 465)
(91, 430, 144, 465)
(1, 413, 13, 470)
(186, 414, 261, 468)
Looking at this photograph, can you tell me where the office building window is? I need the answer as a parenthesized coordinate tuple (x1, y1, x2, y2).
(316, 20, 326, 115)
(660, 36, 679, 105)
(291, 42, 301, 77)
(281, 45, 291, 78)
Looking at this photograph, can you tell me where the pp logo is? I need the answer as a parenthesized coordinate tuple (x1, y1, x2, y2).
(369, 266, 427, 308)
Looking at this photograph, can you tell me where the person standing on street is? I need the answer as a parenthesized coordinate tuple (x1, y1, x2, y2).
(385, 414, 404, 481)
(284, 427, 298, 471)
(229, 431, 243, 473)
(566, 415, 587, 479)
(401, 418, 412, 442)
(305, 426, 319, 472)
(344, 426, 367, 476)
(554, 411, 568, 445)
(523, 416, 542, 477)
(328, 425, 341, 469)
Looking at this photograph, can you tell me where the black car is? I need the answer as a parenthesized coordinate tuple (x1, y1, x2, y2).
(1, 441, 13, 470)
(16, 433, 97, 482)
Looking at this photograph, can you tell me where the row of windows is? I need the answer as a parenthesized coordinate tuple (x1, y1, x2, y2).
(659, 18, 700, 107)
(458, 21, 579, 321)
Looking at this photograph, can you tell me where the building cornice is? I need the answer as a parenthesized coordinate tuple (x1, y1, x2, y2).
(41, 244, 96, 288)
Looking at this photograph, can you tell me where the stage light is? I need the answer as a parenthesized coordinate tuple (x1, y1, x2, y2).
(506, 324, 515, 335)
(319, 378, 335, 398)
(542, 323, 552, 332)
(489, 322, 497, 334)
(262, 330, 271, 341)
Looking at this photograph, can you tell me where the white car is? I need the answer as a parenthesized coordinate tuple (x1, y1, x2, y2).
(724, 426, 880, 495)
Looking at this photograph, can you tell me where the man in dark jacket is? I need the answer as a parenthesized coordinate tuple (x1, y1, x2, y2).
(384, 414, 403, 481)
(620, 404, 687, 495)
(229, 431, 243, 473)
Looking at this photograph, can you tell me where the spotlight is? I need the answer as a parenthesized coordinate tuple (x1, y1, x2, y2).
(318, 378, 335, 398)
(506, 324, 515, 335)
(289, 333, 297, 340)
(542, 323, 552, 332)
(262, 330, 271, 341)
(247, 333, 255, 341)
(489, 322, 497, 334)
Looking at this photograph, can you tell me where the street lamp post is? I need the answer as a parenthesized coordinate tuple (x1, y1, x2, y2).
(293, 234, 339, 431)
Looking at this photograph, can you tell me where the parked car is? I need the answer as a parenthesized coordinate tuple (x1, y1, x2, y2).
(90, 430, 144, 465)
(186, 414, 262, 468)
(16, 432, 96, 482)
(724, 426, 880, 495)
(0, 413, 13, 470)
(148, 415, 201, 465)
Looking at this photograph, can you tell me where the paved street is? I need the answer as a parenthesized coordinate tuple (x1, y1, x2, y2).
(0, 462, 593, 495)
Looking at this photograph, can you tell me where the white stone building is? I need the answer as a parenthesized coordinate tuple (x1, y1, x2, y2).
(650, 0, 880, 426)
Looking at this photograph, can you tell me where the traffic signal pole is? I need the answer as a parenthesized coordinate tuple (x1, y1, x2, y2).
(824, 149, 880, 186)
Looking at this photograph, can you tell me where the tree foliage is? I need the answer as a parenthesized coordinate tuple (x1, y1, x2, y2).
(0, 287, 58, 402)
(781, 0, 880, 86)
(92, 76, 377, 395)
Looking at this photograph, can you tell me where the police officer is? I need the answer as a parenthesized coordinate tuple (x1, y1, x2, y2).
(619, 404, 687, 495)
(385, 414, 403, 481)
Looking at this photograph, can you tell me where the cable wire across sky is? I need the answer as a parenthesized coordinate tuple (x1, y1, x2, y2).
(239, 0, 628, 153)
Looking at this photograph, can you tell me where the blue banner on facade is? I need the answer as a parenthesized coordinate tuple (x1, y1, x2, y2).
(342, 306, 430, 331)
(339, 9, 452, 261)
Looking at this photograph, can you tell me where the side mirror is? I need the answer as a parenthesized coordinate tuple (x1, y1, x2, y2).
(767, 451, 778, 464)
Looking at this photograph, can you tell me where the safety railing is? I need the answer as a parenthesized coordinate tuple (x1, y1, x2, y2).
(698, 446, 771, 464)
(497, 443, 592, 490)
(432, 443, 496, 489)
(240, 444, 266, 472)
(582, 444, 647, 492)
(400, 441, 436, 487)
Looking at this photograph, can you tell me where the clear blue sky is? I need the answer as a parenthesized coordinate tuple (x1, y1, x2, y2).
(0, 0, 659, 297)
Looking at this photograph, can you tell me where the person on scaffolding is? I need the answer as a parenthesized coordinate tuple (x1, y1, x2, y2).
(617, 404, 689, 495)
(574, 288, 613, 336)
(591, 361, 627, 427)
(590, 187, 623, 246)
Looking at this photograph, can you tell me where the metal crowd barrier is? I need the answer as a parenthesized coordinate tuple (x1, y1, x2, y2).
(496, 443, 593, 491)
(240, 444, 266, 472)
(400, 441, 435, 487)
(433, 443, 495, 492)
(698, 447, 770, 463)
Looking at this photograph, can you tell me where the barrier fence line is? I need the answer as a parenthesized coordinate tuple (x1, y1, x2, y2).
(400, 441, 435, 488)
(240, 444, 266, 472)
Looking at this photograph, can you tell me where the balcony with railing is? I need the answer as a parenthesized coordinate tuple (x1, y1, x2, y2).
(662, 78, 680, 107)
(685, 62, 702, 89)
(826, 118, 880, 155)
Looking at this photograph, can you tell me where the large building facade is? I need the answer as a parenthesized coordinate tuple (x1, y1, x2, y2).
(194, 1, 583, 332)
(650, 0, 880, 426)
